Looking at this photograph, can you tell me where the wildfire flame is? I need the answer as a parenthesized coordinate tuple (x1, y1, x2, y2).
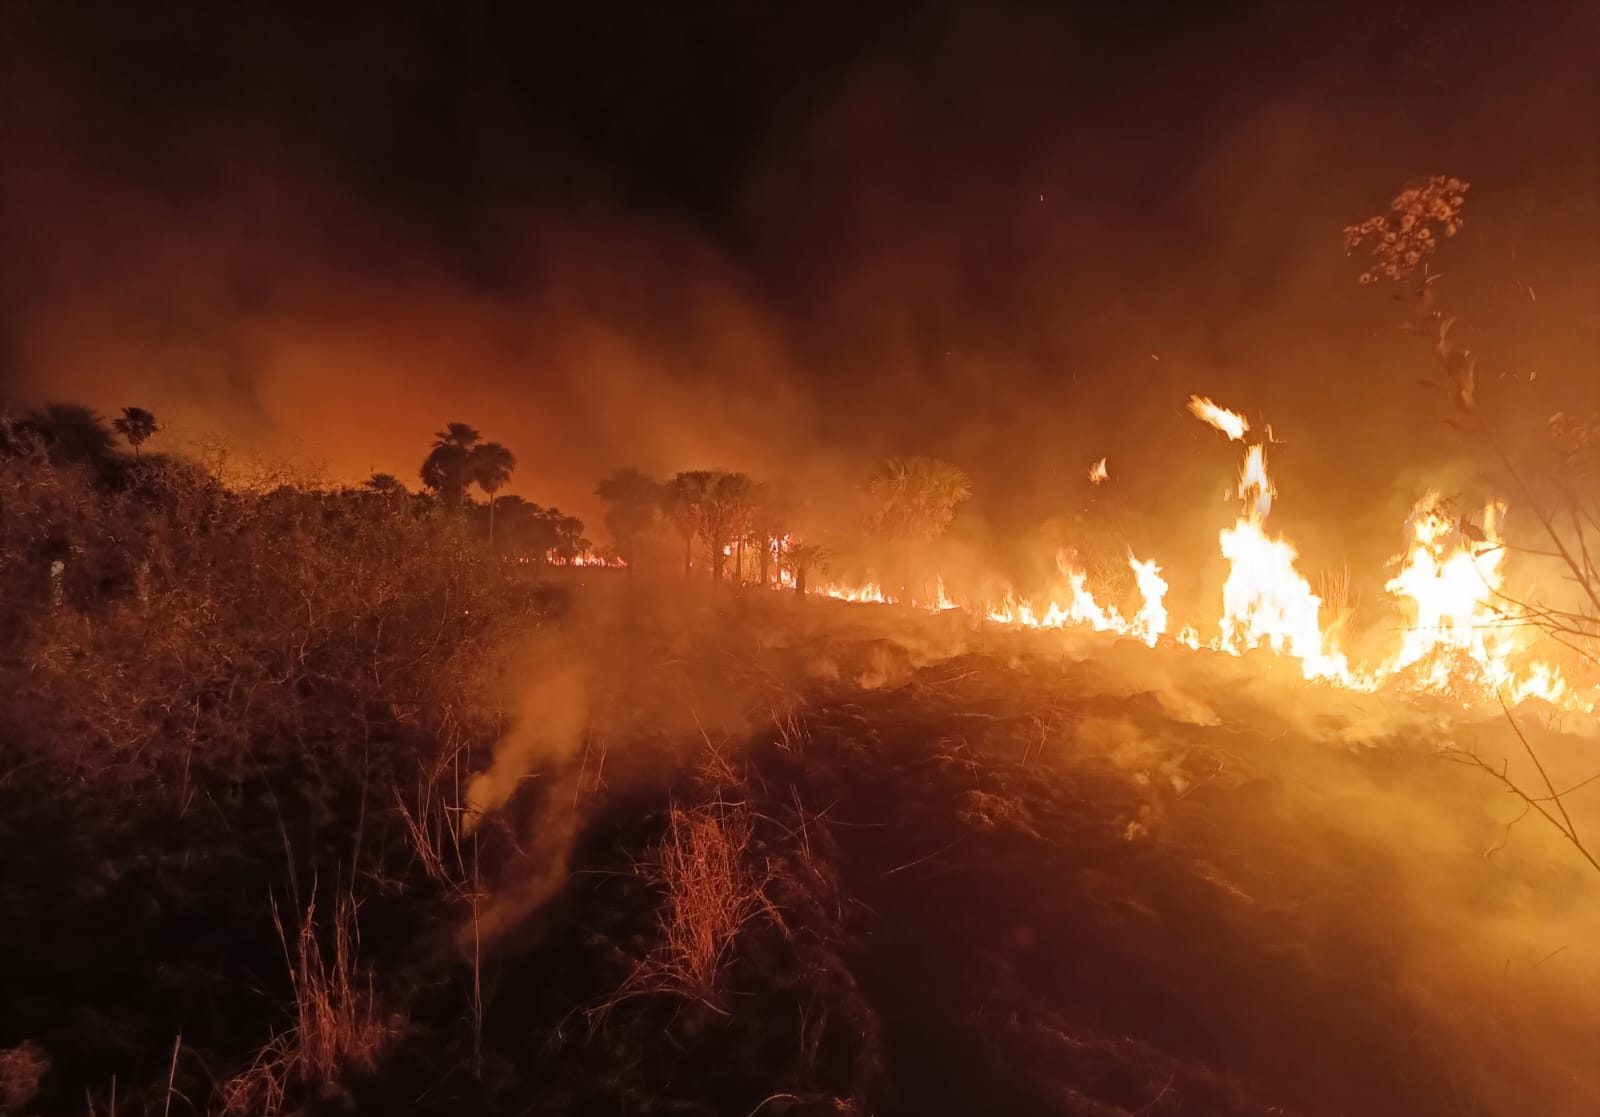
(983, 551, 1169, 648)
(546, 551, 626, 568)
(1088, 457, 1109, 485)
(795, 393, 1594, 713)
(1188, 395, 1250, 441)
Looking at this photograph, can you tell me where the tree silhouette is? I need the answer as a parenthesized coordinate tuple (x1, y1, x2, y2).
(661, 471, 711, 578)
(419, 422, 481, 506)
(866, 456, 971, 598)
(748, 481, 793, 588)
(596, 467, 662, 576)
(866, 456, 972, 542)
(469, 441, 516, 544)
(21, 403, 119, 469)
(364, 472, 406, 495)
(662, 470, 755, 582)
(702, 472, 755, 582)
(493, 497, 588, 561)
(111, 407, 158, 457)
(785, 542, 830, 596)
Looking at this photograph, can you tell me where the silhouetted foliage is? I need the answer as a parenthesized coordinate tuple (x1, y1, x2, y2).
(470, 441, 517, 543)
(596, 467, 663, 574)
(490, 495, 588, 561)
(420, 422, 482, 506)
(364, 471, 406, 495)
(784, 542, 830, 595)
(17, 402, 119, 470)
(661, 470, 755, 582)
(866, 456, 972, 544)
(112, 406, 159, 457)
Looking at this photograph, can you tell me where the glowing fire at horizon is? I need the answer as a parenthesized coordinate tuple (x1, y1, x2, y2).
(802, 393, 1594, 714)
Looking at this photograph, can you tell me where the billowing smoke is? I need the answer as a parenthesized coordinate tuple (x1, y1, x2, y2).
(3, 3, 1595, 550)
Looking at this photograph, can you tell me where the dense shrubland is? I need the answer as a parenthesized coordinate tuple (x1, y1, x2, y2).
(0, 407, 567, 1114)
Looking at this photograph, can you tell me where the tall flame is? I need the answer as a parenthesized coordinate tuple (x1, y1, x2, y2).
(1237, 444, 1275, 520)
(795, 393, 1595, 713)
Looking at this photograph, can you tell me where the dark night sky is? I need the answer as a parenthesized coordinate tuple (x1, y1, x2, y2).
(1, 1, 1596, 565)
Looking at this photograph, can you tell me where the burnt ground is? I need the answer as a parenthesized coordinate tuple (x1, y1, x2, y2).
(4, 592, 1598, 1116)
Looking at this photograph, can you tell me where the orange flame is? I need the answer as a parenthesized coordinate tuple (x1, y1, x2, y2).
(1188, 395, 1250, 441)
(780, 394, 1595, 713)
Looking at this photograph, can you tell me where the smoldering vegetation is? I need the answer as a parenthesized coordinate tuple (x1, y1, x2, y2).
(2, 406, 1598, 1117)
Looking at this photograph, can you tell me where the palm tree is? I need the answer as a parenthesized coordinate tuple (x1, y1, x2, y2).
(662, 471, 712, 578)
(749, 481, 793, 588)
(866, 456, 972, 542)
(419, 422, 481, 506)
(704, 472, 756, 583)
(112, 406, 158, 457)
(596, 467, 662, 576)
(785, 543, 830, 596)
(469, 441, 517, 544)
(671, 470, 755, 582)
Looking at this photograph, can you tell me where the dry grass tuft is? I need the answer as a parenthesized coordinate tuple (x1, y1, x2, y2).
(217, 891, 398, 1115)
(0, 1041, 49, 1114)
(1315, 562, 1359, 638)
(620, 796, 783, 1012)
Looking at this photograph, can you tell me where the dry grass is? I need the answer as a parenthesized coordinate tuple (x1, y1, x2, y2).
(0, 1041, 49, 1114)
(618, 795, 783, 1013)
(393, 728, 475, 889)
(1315, 563, 1356, 617)
(216, 892, 397, 1115)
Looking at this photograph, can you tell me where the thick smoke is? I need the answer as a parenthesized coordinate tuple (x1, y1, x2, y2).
(2, 3, 1595, 548)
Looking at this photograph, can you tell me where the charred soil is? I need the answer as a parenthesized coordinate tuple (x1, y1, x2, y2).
(4, 593, 1596, 1116)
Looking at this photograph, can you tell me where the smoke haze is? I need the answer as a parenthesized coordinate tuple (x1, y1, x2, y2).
(2, 1, 1596, 557)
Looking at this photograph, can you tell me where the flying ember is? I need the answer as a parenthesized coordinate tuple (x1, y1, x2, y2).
(1187, 395, 1251, 441)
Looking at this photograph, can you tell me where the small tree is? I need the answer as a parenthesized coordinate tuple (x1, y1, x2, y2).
(1347, 175, 1599, 875)
(785, 543, 829, 596)
(363, 472, 406, 496)
(112, 406, 159, 458)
